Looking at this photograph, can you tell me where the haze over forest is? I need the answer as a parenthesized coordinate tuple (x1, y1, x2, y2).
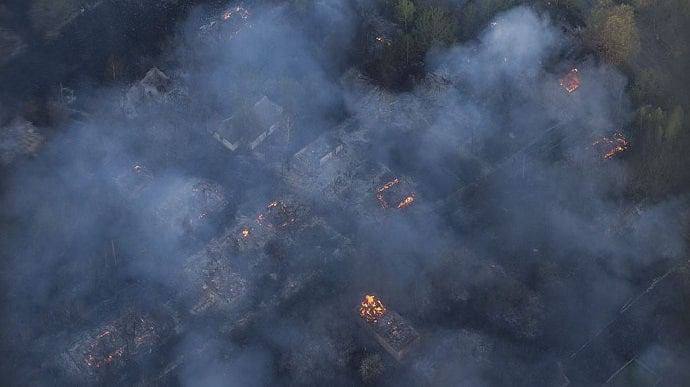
(1, 0, 690, 385)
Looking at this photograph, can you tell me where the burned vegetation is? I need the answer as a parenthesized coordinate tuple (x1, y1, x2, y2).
(1, 1, 690, 386)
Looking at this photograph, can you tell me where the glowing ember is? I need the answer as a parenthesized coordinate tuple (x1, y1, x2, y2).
(359, 295, 387, 323)
(377, 178, 399, 193)
(85, 347, 124, 369)
(375, 36, 391, 46)
(560, 68, 580, 93)
(83, 330, 125, 369)
(376, 178, 400, 208)
(240, 226, 251, 239)
(222, 6, 250, 21)
(79, 314, 162, 370)
(133, 317, 157, 345)
(397, 194, 416, 209)
(593, 132, 630, 159)
(257, 201, 296, 228)
(376, 178, 416, 210)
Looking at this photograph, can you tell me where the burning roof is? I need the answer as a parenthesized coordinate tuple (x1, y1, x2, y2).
(376, 177, 416, 210)
(199, 5, 251, 41)
(592, 132, 630, 160)
(229, 199, 307, 258)
(180, 200, 350, 337)
(560, 68, 581, 93)
(257, 200, 297, 229)
(359, 294, 387, 323)
(63, 309, 175, 380)
(357, 295, 420, 362)
(222, 5, 250, 22)
(361, 12, 399, 54)
(290, 159, 419, 221)
(238, 203, 352, 277)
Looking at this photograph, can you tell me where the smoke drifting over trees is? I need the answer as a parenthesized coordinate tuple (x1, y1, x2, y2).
(1, 0, 689, 385)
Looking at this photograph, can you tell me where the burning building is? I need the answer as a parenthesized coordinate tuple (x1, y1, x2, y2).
(289, 128, 420, 220)
(592, 132, 630, 160)
(357, 295, 420, 362)
(198, 5, 251, 42)
(179, 196, 352, 339)
(211, 95, 288, 156)
(221, 5, 250, 22)
(346, 163, 419, 220)
(560, 68, 581, 93)
(176, 198, 312, 318)
(60, 304, 179, 383)
(232, 197, 352, 271)
(232, 198, 307, 252)
(363, 15, 398, 54)
(257, 200, 298, 229)
(375, 176, 416, 210)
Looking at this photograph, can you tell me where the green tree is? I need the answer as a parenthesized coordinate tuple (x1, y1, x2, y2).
(636, 105, 666, 143)
(664, 105, 685, 140)
(396, 0, 416, 30)
(631, 69, 667, 105)
(457, 0, 520, 40)
(586, 2, 641, 65)
(414, 6, 457, 50)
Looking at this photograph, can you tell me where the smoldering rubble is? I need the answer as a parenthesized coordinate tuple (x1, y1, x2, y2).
(1, 2, 689, 386)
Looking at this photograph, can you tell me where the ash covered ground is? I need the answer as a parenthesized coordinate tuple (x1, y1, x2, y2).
(1, 1, 690, 386)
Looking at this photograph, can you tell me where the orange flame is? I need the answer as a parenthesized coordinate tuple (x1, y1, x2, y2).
(560, 68, 580, 93)
(359, 294, 386, 323)
(377, 178, 400, 194)
(376, 178, 400, 209)
(240, 226, 251, 239)
(257, 201, 296, 228)
(376, 178, 416, 209)
(593, 132, 630, 159)
(222, 6, 250, 21)
(375, 36, 391, 46)
(84, 330, 125, 368)
(397, 194, 416, 209)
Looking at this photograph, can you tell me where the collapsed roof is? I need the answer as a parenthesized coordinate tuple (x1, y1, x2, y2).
(124, 67, 187, 118)
(61, 306, 178, 382)
(212, 95, 286, 153)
